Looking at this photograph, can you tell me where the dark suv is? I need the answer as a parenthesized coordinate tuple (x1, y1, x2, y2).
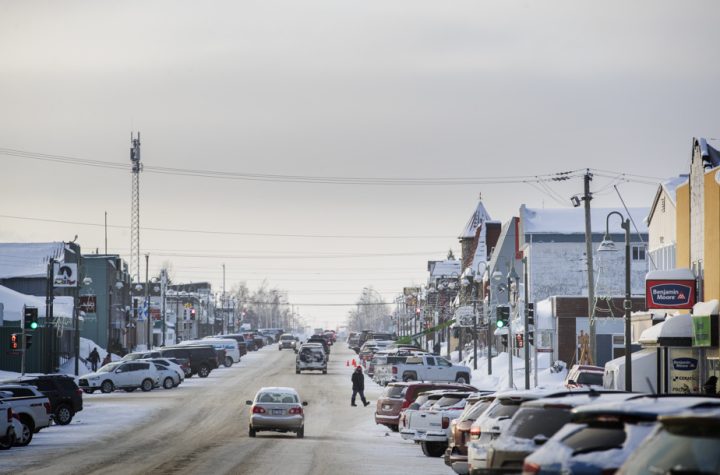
(4, 375, 83, 425)
(159, 346, 219, 378)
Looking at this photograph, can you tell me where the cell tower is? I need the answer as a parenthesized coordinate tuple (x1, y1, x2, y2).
(130, 132, 142, 282)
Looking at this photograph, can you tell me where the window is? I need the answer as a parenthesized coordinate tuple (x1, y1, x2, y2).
(437, 358, 452, 367)
(632, 245, 646, 261)
(425, 357, 436, 366)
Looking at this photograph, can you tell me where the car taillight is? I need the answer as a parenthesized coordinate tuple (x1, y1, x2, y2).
(522, 462, 541, 474)
(442, 416, 450, 429)
(252, 406, 266, 414)
(400, 399, 409, 409)
(289, 407, 303, 415)
(470, 426, 481, 439)
(44, 402, 52, 414)
(76, 388, 83, 397)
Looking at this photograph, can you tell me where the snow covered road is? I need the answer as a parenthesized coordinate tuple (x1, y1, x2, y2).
(2, 345, 453, 475)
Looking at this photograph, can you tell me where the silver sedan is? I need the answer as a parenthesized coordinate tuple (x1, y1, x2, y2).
(246, 387, 308, 438)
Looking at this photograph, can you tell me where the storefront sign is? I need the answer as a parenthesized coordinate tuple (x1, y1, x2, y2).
(670, 348, 699, 394)
(79, 295, 96, 313)
(645, 279, 695, 309)
(53, 263, 78, 288)
(692, 314, 714, 347)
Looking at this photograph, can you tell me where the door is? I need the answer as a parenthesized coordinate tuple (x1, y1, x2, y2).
(422, 357, 436, 379)
(435, 357, 452, 380)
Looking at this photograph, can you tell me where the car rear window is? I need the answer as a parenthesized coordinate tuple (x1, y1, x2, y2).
(485, 400, 521, 419)
(383, 386, 405, 398)
(562, 426, 627, 454)
(257, 392, 298, 404)
(434, 396, 466, 409)
(576, 373, 604, 386)
(507, 407, 573, 439)
(464, 400, 492, 420)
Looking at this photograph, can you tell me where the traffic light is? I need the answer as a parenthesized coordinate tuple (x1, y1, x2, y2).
(25, 334, 33, 350)
(500, 334, 508, 348)
(10, 333, 19, 351)
(528, 330, 535, 346)
(24, 307, 39, 330)
(190, 308, 196, 320)
(527, 302, 535, 326)
(496, 305, 509, 329)
(515, 333, 524, 348)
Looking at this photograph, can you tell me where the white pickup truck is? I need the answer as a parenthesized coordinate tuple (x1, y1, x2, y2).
(388, 355, 472, 384)
(0, 385, 52, 446)
(403, 389, 477, 458)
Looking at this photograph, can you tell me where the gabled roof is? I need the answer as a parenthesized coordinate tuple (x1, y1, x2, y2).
(0, 242, 66, 279)
(428, 259, 461, 279)
(459, 199, 492, 239)
(647, 175, 688, 225)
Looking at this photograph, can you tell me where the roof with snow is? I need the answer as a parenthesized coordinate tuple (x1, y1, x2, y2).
(0, 284, 74, 321)
(459, 199, 493, 239)
(0, 242, 66, 279)
(696, 137, 720, 169)
(520, 206, 649, 235)
(428, 259, 461, 279)
(647, 175, 689, 225)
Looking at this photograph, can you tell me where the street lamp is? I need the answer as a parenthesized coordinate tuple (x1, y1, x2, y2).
(507, 265, 519, 389)
(598, 211, 632, 391)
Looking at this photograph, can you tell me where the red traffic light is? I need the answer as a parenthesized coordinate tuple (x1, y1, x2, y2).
(10, 333, 19, 350)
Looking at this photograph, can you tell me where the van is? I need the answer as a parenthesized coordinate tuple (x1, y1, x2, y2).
(185, 338, 240, 367)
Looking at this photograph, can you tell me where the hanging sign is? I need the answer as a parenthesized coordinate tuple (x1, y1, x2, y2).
(53, 263, 78, 287)
(645, 279, 695, 309)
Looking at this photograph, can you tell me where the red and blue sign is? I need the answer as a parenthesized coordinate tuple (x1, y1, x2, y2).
(646, 279, 696, 309)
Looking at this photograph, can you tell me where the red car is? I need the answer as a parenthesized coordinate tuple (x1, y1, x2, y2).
(375, 381, 477, 432)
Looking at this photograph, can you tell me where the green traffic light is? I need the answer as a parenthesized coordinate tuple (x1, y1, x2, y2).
(496, 320, 505, 328)
(30, 322, 38, 330)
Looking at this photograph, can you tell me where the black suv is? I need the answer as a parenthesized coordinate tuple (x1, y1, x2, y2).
(159, 345, 219, 378)
(307, 335, 330, 355)
(4, 375, 83, 425)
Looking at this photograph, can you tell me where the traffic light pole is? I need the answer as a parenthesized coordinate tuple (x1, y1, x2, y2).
(21, 306, 26, 376)
(523, 256, 530, 390)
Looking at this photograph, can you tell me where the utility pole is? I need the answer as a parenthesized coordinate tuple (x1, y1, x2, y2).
(523, 256, 530, 390)
(583, 169, 596, 364)
(161, 269, 167, 346)
(45, 258, 55, 372)
(145, 254, 150, 349)
(222, 264, 226, 334)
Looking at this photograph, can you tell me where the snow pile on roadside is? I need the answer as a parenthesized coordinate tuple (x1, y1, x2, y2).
(469, 352, 567, 391)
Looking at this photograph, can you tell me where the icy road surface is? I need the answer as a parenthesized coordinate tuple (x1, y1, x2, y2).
(2, 345, 453, 475)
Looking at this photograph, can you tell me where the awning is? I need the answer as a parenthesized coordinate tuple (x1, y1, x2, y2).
(639, 313, 692, 347)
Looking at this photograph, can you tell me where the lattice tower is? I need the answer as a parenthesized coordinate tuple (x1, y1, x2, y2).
(130, 132, 142, 282)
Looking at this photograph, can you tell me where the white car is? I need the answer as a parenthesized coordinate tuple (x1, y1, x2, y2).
(152, 363, 181, 389)
(0, 397, 16, 450)
(78, 361, 160, 393)
(197, 338, 242, 366)
(139, 358, 185, 386)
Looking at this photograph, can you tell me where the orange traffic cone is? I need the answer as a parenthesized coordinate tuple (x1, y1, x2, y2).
(346, 360, 349, 366)
(352, 359, 357, 367)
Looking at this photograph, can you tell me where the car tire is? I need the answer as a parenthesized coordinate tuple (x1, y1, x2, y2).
(322, 369, 327, 374)
(15, 418, 33, 447)
(248, 427, 256, 437)
(297, 427, 304, 438)
(83, 388, 95, 394)
(54, 404, 74, 425)
(224, 356, 233, 368)
(279, 347, 282, 351)
(390, 425, 399, 432)
(163, 377, 175, 389)
(296, 368, 301, 374)
(420, 441, 446, 458)
(0, 428, 14, 450)
(141, 379, 154, 392)
(198, 365, 210, 378)
(101, 380, 114, 394)
(455, 373, 469, 384)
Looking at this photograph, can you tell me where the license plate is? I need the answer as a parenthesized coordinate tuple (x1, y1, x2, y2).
(272, 409, 284, 415)
(383, 405, 392, 410)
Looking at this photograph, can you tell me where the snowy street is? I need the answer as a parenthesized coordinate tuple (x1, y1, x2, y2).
(2, 344, 453, 475)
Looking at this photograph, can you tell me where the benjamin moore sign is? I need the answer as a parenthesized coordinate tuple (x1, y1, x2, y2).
(645, 279, 696, 309)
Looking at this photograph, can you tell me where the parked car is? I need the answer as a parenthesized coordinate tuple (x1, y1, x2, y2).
(138, 358, 185, 383)
(152, 363, 181, 389)
(246, 387, 308, 438)
(564, 364, 604, 388)
(307, 335, 330, 355)
(296, 344, 327, 374)
(522, 395, 720, 475)
(484, 392, 636, 474)
(444, 395, 496, 474)
(617, 406, 720, 475)
(214, 334, 248, 356)
(400, 390, 453, 441)
(78, 361, 160, 393)
(278, 334, 297, 351)
(122, 350, 162, 361)
(2, 374, 83, 425)
(0, 384, 52, 446)
(192, 338, 241, 366)
(0, 398, 16, 450)
(389, 355, 472, 384)
(375, 381, 477, 432)
(159, 345, 219, 378)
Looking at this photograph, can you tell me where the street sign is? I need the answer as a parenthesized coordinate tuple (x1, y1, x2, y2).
(53, 263, 78, 287)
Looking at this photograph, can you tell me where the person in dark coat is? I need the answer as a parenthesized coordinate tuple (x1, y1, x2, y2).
(101, 353, 112, 367)
(88, 347, 100, 371)
(351, 366, 369, 407)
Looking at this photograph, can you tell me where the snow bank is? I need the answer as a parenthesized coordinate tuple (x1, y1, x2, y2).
(466, 352, 567, 391)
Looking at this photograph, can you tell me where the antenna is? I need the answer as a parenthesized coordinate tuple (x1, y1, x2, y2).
(130, 132, 142, 282)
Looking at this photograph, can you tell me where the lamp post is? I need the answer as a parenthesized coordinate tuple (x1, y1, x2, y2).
(598, 211, 632, 391)
(507, 265, 519, 389)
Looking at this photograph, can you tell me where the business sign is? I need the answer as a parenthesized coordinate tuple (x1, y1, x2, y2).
(670, 348, 699, 394)
(691, 314, 719, 347)
(53, 263, 78, 288)
(645, 279, 695, 309)
(79, 295, 97, 313)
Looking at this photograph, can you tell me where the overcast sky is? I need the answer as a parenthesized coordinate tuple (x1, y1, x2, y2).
(1, 0, 719, 327)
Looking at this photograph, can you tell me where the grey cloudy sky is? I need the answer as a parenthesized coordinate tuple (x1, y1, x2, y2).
(1, 0, 719, 327)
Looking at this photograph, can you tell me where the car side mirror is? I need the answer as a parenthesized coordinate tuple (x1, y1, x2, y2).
(533, 434, 548, 446)
(302, 401, 308, 406)
(245, 400, 253, 405)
